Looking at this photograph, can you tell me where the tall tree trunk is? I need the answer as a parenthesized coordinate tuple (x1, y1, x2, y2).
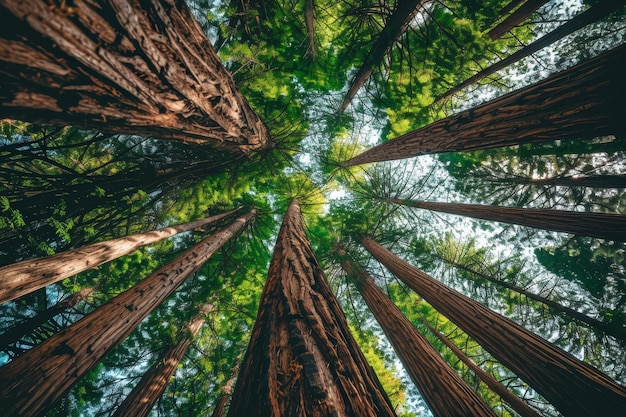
(0, 286, 96, 356)
(210, 361, 240, 417)
(485, 174, 626, 189)
(0, 0, 271, 154)
(442, 0, 622, 99)
(227, 200, 396, 417)
(339, 0, 426, 113)
(305, 0, 316, 60)
(498, 0, 527, 18)
(439, 257, 626, 344)
(0, 209, 237, 304)
(361, 236, 626, 417)
(0, 210, 254, 417)
(111, 304, 212, 417)
(418, 317, 543, 417)
(338, 248, 498, 417)
(341, 44, 626, 167)
(388, 197, 626, 242)
(487, 0, 549, 40)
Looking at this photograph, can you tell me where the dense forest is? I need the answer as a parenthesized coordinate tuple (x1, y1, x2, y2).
(0, 0, 625, 416)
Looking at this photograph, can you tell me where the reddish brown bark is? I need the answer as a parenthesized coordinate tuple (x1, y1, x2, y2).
(418, 318, 543, 417)
(210, 361, 239, 417)
(342, 44, 626, 166)
(488, 0, 549, 40)
(441, 257, 626, 344)
(0, 209, 236, 304)
(388, 197, 626, 242)
(0, 286, 96, 356)
(339, 0, 427, 113)
(111, 305, 212, 417)
(227, 201, 396, 417)
(361, 236, 626, 417)
(339, 250, 497, 417)
(443, 0, 621, 99)
(0, 211, 254, 417)
(305, 0, 316, 60)
(499, 0, 527, 17)
(0, 0, 271, 154)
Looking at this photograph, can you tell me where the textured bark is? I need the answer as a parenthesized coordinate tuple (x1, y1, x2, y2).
(305, 0, 316, 60)
(0, 211, 254, 417)
(441, 258, 626, 344)
(443, 0, 622, 99)
(0, 286, 96, 355)
(339, 251, 497, 417)
(361, 236, 626, 417)
(488, 0, 549, 40)
(0, 0, 271, 154)
(0, 209, 236, 304)
(227, 200, 396, 417)
(342, 44, 626, 166)
(420, 318, 543, 417)
(210, 361, 239, 417)
(111, 305, 212, 417)
(339, 0, 426, 113)
(388, 197, 626, 242)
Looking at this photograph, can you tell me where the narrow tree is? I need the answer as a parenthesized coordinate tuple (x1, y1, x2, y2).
(339, 0, 427, 113)
(305, 0, 316, 60)
(361, 236, 626, 416)
(0, 209, 237, 304)
(111, 304, 212, 417)
(210, 361, 240, 417)
(443, 0, 623, 99)
(387, 197, 626, 242)
(0, 0, 271, 154)
(418, 317, 543, 417)
(484, 174, 626, 189)
(0, 210, 255, 417)
(338, 248, 498, 417)
(438, 255, 626, 344)
(487, 0, 549, 40)
(341, 44, 626, 167)
(0, 286, 96, 357)
(227, 201, 396, 417)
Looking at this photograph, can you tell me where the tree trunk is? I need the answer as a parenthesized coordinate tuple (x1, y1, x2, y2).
(487, 0, 549, 40)
(443, 0, 622, 99)
(498, 0, 527, 17)
(0, 210, 254, 417)
(486, 174, 626, 189)
(227, 200, 396, 417)
(111, 304, 212, 417)
(341, 44, 626, 166)
(0, 209, 237, 304)
(361, 236, 626, 417)
(210, 361, 240, 417)
(0, 286, 96, 356)
(339, 0, 426, 113)
(0, 0, 271, 154)
(305, 0, 316, 60)
(440, 257, 626, 344)
(418, 317, 543, 417)
(338, 249, 498, 417)
(388, 197, 626, 242)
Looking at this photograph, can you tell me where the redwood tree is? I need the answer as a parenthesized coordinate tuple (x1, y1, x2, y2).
(341, 44, 626, 167)
(227, 201, 396, 417)
(0, 210, 255, 417)
(0, 0, 271, 154)
(339, 248, 498, 417)
(361, 235, 626, 416)
(487, 0, 549, 40)
(111, 305, 212, 417)
(0, 209, 237, 304)
(387, 197, 626, 242)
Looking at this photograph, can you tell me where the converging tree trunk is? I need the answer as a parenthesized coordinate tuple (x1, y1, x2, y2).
(0, 209, 237, 304)
(227, 201, 396, 417)
(439, 257, 626, 344)
(210, 361, 240, 417)
(0, 286, 96, 357)
(443, 0, 622, 99)
(339, 0, 426, 113)
(0, 210, 254, 417)
(111, 304, 212, 417)
(338, 248, 498, 417)
(361, 236, 626, 417)
(485, 174, 626, 189)
(341, 44, 626, 166)
(305, 0, 316, 60)
(418, 317, 543, 417)
(0, 0, 271, 154)
(488, 0, 549, 40)
(388, 198, 626, 242)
